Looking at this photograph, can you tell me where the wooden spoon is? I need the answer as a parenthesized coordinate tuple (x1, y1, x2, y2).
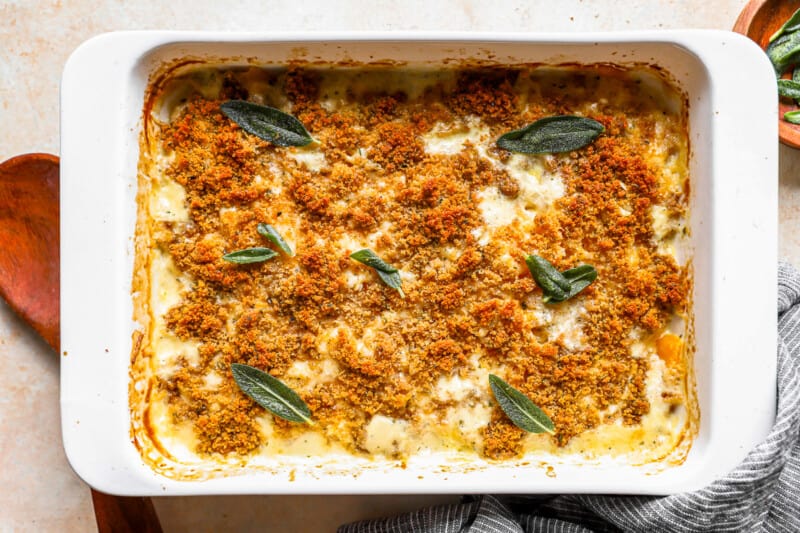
(0, 153, 162, 533)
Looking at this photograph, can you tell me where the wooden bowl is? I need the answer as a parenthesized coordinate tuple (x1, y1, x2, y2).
(734, 0, 800, 148)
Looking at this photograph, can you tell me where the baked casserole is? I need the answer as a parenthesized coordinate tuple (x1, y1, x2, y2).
(131, 63, 695, 478)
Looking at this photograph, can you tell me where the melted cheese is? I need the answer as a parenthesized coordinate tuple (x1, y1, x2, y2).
(286, 147, 326, 172)
(363, 415, 411, 456)
(422, 119, 490, 155)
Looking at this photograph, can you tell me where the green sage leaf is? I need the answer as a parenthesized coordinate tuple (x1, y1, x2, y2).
(350, 249, 398, 273)
(778, 79, 800, 99)
(785, 110, 800, 124)
(220, 100, 313, 147)
(231, 363, 313, 424)
(488, 374, 555, 434)
(525, 254, 570, 303)
(525, 254, 596, 303)
(767, 31, 800, 76)
(376, 270, 404, 296)
(562, 264, 598, 299)
(350, 248, 404, 297)
(223, 247, 278, 264)
(257, 223, 293, 256)
(497, 116, 604, 154)
(770, 8, 800, 43)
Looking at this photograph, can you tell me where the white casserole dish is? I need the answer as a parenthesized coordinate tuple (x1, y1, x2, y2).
(60, 31, 777, 496)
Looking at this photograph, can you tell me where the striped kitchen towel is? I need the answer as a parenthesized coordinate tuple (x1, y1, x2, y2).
(339, 262, 800, 533)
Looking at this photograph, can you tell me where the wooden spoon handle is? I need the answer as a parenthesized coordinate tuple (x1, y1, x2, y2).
(92, 491, 162, 533)
(0, 154, 162, 533)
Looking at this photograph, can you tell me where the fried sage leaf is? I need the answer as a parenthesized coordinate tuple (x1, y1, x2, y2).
(220, 100, 313, 147)
(525, 254, 571, 302)
(350, 249, 398, 273)
(489, 374, 555, 434)
(770, 7, 800, 44)
(222, 247, 278, 264)
(497, 115, 604, 154)
(525, 254, 596, 303)
(562, 264, 599, 299)
(350, 248, 404, 297)
(257, 223, 293, 256)
(231, 363, 313, 424)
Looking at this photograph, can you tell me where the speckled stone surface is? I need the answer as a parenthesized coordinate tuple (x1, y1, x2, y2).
(3, 0, 791, 531)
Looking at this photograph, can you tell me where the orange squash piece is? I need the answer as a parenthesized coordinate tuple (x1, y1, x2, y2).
(656, 333, 683, 368)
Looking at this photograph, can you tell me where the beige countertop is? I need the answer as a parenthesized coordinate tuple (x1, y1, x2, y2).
(1, 0, 791, 531)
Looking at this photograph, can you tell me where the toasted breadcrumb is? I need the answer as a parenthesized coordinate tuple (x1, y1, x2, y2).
(146, 66, 689, 460)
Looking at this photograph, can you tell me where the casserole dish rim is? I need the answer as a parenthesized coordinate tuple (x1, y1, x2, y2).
(60, 30, 778, 496)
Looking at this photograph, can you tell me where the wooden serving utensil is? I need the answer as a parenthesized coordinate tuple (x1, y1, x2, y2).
(0, 153, 162, 533)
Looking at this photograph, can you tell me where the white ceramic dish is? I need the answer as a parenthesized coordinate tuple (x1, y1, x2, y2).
(60, 31, 777, 496)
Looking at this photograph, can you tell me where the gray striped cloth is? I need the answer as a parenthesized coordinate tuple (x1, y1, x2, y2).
(339, 262, 800, 533)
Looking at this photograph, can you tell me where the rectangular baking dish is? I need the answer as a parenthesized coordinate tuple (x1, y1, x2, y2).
(60, 31, 777, 496)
